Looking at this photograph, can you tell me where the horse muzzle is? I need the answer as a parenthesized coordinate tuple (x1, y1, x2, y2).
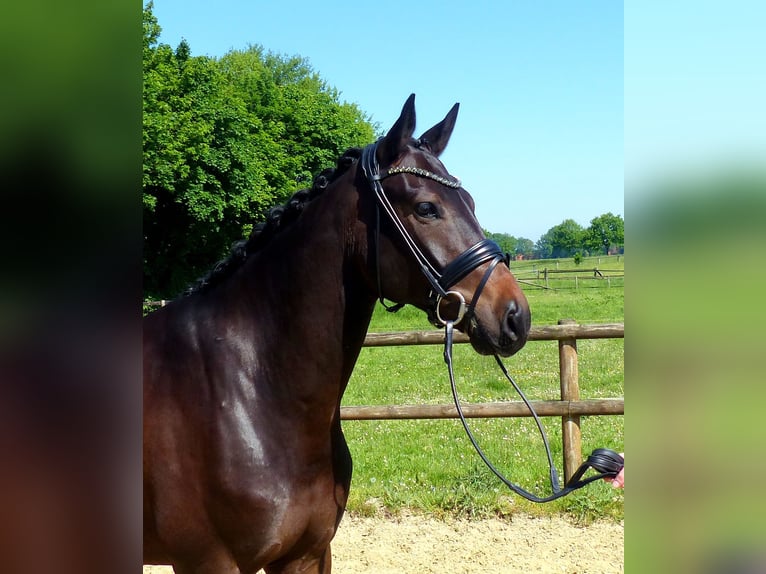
(461, 295, 530, 357)
(432, 256, 531, 358)
(497, 298, 531, 356)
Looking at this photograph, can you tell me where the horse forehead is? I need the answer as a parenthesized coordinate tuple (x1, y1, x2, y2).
(393, 146, 475, 212)
(406, 147, 449, 173)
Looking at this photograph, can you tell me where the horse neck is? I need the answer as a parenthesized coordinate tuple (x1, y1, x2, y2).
(234, 176, 376, 400)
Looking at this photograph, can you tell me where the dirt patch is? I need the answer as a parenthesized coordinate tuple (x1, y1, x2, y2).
(143, 513, 623, 573)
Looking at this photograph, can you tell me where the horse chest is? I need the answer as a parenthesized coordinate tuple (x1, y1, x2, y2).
(212, 399, 341, 492)
(208, 410, 343, 565)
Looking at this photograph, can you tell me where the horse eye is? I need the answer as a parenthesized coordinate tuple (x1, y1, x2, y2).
(415, 202, 438, 219)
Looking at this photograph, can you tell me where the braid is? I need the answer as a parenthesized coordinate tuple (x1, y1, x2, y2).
(186, 148, 362, 295)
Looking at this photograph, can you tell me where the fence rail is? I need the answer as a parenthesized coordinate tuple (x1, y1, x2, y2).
(513, 268, 625, 290)
(344, 320, 624, 482)
(361, 322, 624, 346)
(341, 398, 625, 420)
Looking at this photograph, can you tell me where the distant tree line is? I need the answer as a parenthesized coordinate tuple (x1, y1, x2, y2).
(143, 3, 623, 299)
(485, 212, 624, 261)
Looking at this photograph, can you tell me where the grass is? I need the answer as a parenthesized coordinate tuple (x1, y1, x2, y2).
(341, 256, 624, 523)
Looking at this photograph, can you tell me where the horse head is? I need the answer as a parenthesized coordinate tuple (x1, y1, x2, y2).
(360, 94, 531, 357)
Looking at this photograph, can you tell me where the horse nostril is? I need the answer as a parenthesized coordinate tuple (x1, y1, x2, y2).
(503, 299, 530, 346)
(503, 301, 520, 342)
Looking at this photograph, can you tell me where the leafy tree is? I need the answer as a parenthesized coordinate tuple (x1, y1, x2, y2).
(586, 212, 624, 254)
(515, 237, 535, 258)
(144, 27, 253, 294)
(483, 230, 535, 259)
(216, 47, 375, 196)
(142, 3, 375, 297)
(534, 231, 553, 259)
(535, 219, 585, 259)
(483, 230, 517, 255)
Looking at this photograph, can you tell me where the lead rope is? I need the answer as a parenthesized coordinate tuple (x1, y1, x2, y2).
(443, 320, 624, 503)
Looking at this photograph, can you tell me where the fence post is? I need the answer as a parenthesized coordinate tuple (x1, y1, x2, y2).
(558, 318, 582, 483)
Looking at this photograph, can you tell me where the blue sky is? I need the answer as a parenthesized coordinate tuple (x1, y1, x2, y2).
(151, 0, 623, 241)
(625, 2, 766, 190)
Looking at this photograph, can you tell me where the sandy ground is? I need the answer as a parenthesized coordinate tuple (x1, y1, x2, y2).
(143, 513, 624, 573)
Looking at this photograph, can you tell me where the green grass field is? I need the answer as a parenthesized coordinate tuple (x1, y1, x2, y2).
(341, 255, 624, 522)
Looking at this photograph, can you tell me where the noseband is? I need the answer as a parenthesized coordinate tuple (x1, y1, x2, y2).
(361, 141, 507, 326)
(360, 140, 624, 503)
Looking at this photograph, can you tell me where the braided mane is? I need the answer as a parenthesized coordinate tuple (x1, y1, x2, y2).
(186, 147, 362, 295)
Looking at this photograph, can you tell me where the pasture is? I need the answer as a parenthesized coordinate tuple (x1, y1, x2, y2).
(341, 255, 624, 522)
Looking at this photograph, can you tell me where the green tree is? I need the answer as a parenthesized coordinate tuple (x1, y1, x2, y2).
(483, 230, 534, 259)
(586, 212, 624, 254)
(217, 47, 375, 196)
(144, 26, 254, 294)
(534, 231, 553, 259)
(515, 237, 535, 258)
(142, 4, 375, 297)
(536, 219, 585, 258)
(483, 230, 517, 255)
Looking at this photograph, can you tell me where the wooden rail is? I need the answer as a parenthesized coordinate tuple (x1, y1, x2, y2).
(512, 267, 624, 290)
(361, 322, 624, 346)
(344, 321, 624, 483)
(341, 398, 624, 420)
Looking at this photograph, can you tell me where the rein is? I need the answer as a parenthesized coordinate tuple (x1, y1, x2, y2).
(444, 320, 624, 502)
(360, 140, 623, 502)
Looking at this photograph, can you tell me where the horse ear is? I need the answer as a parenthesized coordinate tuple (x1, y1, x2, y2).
(377, 94, 417, 165)
(418, 102, 459, 157)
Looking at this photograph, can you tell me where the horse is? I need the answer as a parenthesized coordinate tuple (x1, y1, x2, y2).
(143, 94, 531, 574)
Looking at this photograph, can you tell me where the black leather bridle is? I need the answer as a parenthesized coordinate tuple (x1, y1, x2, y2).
(361, 141, 506, 326)
(360, 140, 624, 503)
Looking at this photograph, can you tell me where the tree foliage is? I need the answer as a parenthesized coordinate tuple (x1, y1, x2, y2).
(585, 212, 624, 254)
(142, 3, 375, 297)
(483, 231, 536, 259)
(534, 219, 585, 259)
(533, 213, 624, 259)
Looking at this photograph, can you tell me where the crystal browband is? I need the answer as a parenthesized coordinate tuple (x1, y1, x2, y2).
(383, 165, 462, 189)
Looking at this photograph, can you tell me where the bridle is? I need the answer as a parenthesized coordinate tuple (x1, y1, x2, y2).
(361, 141, 506, 326)
(360, 140, 624, 503)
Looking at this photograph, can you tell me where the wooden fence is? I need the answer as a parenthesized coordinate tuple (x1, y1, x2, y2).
(512, 268, 625, 290)
(342, 320, 624, 482)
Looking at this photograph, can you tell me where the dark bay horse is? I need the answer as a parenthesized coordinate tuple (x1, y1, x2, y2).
(144, 94, 531, 573)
